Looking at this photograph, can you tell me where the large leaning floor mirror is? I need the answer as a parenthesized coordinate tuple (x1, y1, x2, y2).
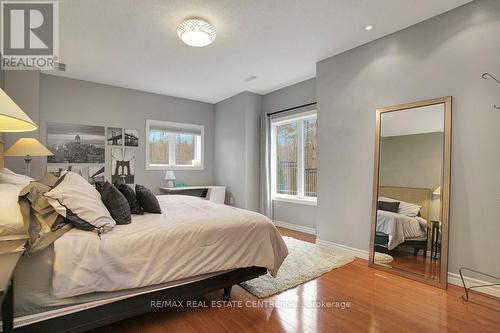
(369, 97, 451, 289)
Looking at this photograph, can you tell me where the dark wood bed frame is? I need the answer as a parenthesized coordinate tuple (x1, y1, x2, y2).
(13, 266, 266, 333)
(375, 232, 428, 257)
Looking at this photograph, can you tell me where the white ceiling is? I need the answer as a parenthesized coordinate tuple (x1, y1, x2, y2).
(381, 104, 445, 137)
(46, 0, 472, 103)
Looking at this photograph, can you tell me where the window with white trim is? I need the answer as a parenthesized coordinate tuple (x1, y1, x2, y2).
(146, 119, 204, 170)
(271, 110, 317, 203)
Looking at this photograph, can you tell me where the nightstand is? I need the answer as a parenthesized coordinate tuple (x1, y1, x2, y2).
(159, 186, 226, 204)
(430, 221, 441, 260)
(0, 235, 28, 333)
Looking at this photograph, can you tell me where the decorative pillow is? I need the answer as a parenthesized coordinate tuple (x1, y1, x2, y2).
(117, 184, 144, 215)
(44, 172, 115, 233)
(0, 183, 27, 236)
(135, 185, 161, 214)
(37, 172, 59, 187)
(377, 201, 400, 213)
(0, 168, 33, 185)
(19, 180, 72, 256)
(101, 182, 131, 225)
(379, 196, 421, 217)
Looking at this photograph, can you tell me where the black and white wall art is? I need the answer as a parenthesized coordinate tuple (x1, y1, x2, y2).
(47, 165, 105, 185)
(47, 123, 105, 164)
(111, 148, 135, 184)
(107, 127, 123, 146)
(124, 129, 139, 147)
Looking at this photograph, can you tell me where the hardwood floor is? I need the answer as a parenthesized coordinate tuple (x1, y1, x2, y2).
(91, 228, 500, 333)
(387, 248, 441, 281)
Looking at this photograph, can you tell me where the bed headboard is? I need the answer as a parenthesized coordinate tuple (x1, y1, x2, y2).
(379, 186, 431, 222)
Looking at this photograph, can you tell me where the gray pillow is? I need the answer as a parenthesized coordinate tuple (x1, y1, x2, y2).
(101, 182, 131, 224)
(117, 184, 144, 215)
(135, 185, 161, 214)
(378, 201, 400, 213)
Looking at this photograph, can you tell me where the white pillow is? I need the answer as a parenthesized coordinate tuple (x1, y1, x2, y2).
(0, 183, 27, 236)
(44, 172, 115, 233)
(0, 168, 33, 185)
(379, 196, 421, 217)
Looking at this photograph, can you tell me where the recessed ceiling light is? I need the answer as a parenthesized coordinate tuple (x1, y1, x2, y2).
(177, 18, 216, 47)
(365, 25, 374, 31)
(244, 75, 257, 82)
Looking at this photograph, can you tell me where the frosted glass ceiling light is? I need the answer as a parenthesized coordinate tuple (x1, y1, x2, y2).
(178, 18, 216, 47)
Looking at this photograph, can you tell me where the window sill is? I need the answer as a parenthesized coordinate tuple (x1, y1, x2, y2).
(272, 196, 317, 206)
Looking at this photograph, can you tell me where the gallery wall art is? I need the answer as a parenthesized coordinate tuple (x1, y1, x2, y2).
(107, 127, 123, 146)
(111, 148, 135, 184)
(124, 129, 139, 147)
(47, 123, 105, 164)
(47, 165, 105, 185)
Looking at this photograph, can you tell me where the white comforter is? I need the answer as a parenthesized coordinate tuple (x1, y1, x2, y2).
(52, 195, 288, 298)
(376, 210, 427, 250)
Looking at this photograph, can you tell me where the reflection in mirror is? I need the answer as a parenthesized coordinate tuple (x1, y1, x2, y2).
(371, 101, 449, 285)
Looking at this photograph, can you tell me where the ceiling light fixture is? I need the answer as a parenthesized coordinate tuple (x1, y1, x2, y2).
(365, 25, 374, 31)
(177, 18, 216, 47)
(244, 75, 257, 82)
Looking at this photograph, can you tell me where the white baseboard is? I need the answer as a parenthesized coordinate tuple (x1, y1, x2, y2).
(315, 238, 369, 260)
(273, 220, 316, 235)
(448, 272, 500, 298)
(315, 239, 500, 297)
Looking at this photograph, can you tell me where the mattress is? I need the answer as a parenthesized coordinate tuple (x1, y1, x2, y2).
(12, 245, 230, 325)
(50, 195, 287, 298)
(376, 210, 427, 250)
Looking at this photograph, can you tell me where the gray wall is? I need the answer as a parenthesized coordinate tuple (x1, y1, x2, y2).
(380, 132, 443, 191)
(273, 201, 317, 229)
(214, 91, 261, 211)
(263, 78, 317, 230)
(316, 0, 500, 276)
(263, 78, 316, 113)
(6, 73, 215, 191)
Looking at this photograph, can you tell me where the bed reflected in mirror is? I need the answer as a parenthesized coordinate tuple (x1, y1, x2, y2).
(369, 97, 451, 288)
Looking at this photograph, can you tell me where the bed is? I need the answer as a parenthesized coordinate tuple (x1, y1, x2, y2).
(1, 181, 288, 332)
(375, 186, 431, 256)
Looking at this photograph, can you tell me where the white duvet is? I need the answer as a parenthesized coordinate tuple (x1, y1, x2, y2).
(52, 195, 288, 298)
(376, 210, 427, 250)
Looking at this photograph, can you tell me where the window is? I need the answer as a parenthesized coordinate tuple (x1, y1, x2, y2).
(271, 111, 317, 204)
(146, 120, 203, 170)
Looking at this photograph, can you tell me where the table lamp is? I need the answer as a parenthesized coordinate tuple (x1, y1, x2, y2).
(433, 186, 441, 196)
(165, 170, 176, 188)
(0, 88, 37, 132)
(5, 138, 53, 176)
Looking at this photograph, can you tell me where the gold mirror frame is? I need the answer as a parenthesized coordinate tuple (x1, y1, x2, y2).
(368, 96, 452, 289)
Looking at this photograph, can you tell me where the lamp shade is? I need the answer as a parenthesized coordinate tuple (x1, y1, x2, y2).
(0, 89, 37, 132)
(165, 171, 176, 181)
(5, 138, 53, 157)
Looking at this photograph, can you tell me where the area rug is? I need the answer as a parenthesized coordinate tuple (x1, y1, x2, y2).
(374, 252, 394, 264)
(240, 236, 355, 298)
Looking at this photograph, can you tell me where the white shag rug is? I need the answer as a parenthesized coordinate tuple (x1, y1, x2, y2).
(240, 236, 354, 298)
(374, 252, 394, 264)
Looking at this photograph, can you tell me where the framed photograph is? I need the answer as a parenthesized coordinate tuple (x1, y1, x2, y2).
(124, 129, 139, 147)
(111, 148, 135, 184)
(88, 165, 105, 185)
(47, 164, 105, 186)
(47, 123, 105, 164)
(107, 127, 123, 146)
